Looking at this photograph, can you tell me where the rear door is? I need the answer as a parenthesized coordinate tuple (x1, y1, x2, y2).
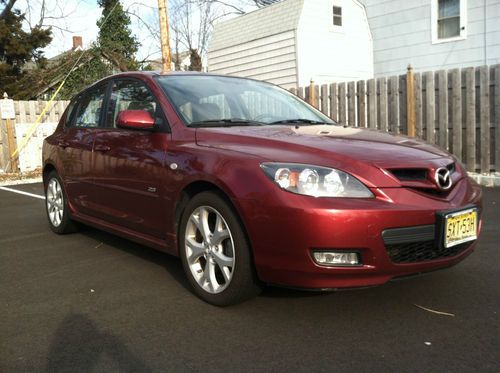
(92, 78, 170, 238)
(55, 83, 108, 215)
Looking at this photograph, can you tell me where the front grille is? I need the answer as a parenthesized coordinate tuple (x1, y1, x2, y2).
(389, 168, 427, 181)
(385, 240, 472, 264)
(388, 163, 457, 197)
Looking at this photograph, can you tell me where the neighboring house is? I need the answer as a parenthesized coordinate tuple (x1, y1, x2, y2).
(23, 36, 84, 72)
(208, 0, 374, 89)
(149, 51, 192, 71)
(360, 0, 500, 76)
(209, 0, 500, 88)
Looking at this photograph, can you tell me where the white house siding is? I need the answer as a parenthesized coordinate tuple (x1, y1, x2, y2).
(296, 0, 373, 86)
(208, 0, 304, 89)
(361, 0, 500, 76)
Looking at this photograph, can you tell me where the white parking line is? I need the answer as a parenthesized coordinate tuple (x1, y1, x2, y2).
(0, 186, 45, 200)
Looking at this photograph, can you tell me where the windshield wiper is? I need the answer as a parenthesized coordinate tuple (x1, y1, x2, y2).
(269, 119, 332, 125)
(189, 119, 265, 128)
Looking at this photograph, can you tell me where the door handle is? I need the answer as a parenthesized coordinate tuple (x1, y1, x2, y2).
(58, 141, 70, 149)
(94, 145, 111, 152)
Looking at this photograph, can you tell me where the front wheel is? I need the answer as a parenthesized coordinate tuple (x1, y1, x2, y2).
(179, 192, 261, 306)
(45, 171, 78, 234)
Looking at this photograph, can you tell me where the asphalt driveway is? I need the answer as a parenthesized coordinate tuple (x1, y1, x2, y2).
(1, 183, 499, 372)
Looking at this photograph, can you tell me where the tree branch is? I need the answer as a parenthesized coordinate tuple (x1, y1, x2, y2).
(0, 0, 17, 20)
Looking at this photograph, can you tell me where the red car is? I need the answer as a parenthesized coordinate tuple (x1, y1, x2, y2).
(43, 72, 482, 305)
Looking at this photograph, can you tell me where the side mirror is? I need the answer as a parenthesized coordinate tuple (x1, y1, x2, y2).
(117, 110, 155, 130)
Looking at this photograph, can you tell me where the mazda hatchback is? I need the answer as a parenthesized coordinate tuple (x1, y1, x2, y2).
(43, 72, 482, 305)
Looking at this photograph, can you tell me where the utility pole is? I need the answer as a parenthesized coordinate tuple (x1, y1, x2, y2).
(158, 0, 172, 73)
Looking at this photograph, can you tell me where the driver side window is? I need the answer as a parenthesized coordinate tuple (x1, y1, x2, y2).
(107, 79, 158, 128)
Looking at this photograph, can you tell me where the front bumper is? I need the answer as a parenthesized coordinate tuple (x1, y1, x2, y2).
(238, 177, 482, 289)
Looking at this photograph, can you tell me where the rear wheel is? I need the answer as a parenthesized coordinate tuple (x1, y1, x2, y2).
(45, 171, 78, 234)
(179, 192, 261, 306)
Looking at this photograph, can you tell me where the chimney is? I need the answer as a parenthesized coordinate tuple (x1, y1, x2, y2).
(72, 36, 83, 50)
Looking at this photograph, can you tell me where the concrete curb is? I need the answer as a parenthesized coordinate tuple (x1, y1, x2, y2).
(468, 173, 500, 187)
(0, 177, 42, 187)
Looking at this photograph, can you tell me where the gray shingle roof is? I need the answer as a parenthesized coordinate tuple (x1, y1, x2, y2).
(209, 0, 304, 52)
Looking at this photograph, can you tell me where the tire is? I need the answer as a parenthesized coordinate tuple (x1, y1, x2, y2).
(179, 191, 262, 306)
(44, 171, 78, 234)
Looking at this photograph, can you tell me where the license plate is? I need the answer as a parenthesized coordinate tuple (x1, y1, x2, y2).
(444, 208, 478, 248)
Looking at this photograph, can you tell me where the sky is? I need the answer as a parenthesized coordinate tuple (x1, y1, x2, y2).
(12, 0, 257, 62)
(14, 0, 176, 61)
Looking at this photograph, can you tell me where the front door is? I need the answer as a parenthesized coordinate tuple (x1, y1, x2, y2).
(92, 78, 169, 238)
(56, 84, 107, 216)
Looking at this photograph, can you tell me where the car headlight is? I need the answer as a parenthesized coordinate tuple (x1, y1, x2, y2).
(260, 163, 373, 198)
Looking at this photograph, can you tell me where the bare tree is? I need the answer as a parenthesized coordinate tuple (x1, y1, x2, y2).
(125, 0, 279, 70)
(0, 0, 16, 20)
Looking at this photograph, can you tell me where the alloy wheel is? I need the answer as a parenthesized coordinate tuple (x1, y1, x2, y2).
(46, 178, 64, 227)
(184, 206, 235, 294)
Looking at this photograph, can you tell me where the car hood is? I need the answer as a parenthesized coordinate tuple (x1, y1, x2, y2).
(195, 125, 456, 188)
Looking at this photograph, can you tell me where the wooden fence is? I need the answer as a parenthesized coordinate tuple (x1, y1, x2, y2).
(291, 64, 500, 174)
(0, 100, 69, 172)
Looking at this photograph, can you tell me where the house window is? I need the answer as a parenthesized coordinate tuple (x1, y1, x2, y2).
(438, 0, 460, 38)
(432, 0, 467, 43)
(333, 6, 342, 26)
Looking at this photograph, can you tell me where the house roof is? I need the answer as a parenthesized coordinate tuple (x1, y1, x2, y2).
(209, 0, 304, 52)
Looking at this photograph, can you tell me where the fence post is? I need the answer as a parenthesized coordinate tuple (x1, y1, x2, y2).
(1, 93, 18, 173)
(406, 65, 416, 137)
(308, 80, 318, 108)
(6, 119, 18, 172)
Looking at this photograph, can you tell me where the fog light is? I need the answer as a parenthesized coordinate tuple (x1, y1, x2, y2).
(313, 251, 360, 266)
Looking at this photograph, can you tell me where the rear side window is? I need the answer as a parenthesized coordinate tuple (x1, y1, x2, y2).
(72, 85, 107, 128)
(107, 79, 158, 128)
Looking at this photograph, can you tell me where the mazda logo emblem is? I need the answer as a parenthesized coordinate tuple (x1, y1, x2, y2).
(435, 167, 452, 190)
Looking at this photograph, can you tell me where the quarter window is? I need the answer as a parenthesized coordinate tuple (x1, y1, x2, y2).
(107, 80, 158, 128)
(333, 6, 342, 27)
(73, 85, 107, 128)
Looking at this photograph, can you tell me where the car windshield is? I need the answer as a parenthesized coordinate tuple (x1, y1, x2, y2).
(156, 75, 336, 127)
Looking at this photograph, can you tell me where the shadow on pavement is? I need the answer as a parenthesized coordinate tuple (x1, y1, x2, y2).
(78, 227, 192, 293)
(45, 313, 151, 372)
